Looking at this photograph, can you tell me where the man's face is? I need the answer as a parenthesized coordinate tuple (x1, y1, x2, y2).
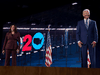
(83, 11, 90, 19)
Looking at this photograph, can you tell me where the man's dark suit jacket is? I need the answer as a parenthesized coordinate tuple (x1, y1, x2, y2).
(2, 32, 20, 51)
(76, 19, 98, 44)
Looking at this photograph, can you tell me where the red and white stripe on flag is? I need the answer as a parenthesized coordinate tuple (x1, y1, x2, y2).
(45, 45, 52, 67)
(87, 48, 91, 67)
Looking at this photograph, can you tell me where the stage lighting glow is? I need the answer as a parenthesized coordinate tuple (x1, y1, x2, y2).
(21, 51, 24, 54)
(72, 2, 77, 5)
(3, 27, 10, 29)
(56, 46, 60, 48)
(60, 25, 63, 27)
(45, 28, 52, 30)
(34, 51, 38, 53)
(73, 28, 77, 30)
(66, 28, 69, 30)
(73, 42, 75, 44)
(10, 56, 12, 58)
(65, 46, 68, 48)
(41, 49, 45, 51)
(3, 27, 77, 31)
(69, 28, 73, 30)
(52, 47, 55, 49)
(69, 43, 72, 45)
(19, 54, 22, 56)
(31, 23, 36, 25)
(17, 27, 30, 30)
(69, 26, 71, 28)
(62, 45, 64, 46)
(31, 28, 45, 30)
(43, 33, 46, 35)
(7, 22, 11, 24)
(57, 28, 65, 30)
(65, 28, 75, 30)
(28, 52, 31, 54)
(26, 53, 29, 55)
(17, 55, 20, 57)
(51, 28, 56, 30)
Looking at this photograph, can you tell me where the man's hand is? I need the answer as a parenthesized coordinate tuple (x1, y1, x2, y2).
(16, 49, 20, 54)
(91, 41, 96, 48)
(2, 50, 5, 55)
(78, 41, 83, 48)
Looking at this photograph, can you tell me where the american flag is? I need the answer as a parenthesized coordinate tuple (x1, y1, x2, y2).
(87, 48, 91, 68)
(45, 30, 52, 67)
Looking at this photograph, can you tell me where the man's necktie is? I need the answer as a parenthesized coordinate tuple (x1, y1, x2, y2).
(86, 19, 88, 29)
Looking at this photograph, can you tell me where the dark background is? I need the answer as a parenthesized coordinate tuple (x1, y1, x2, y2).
(0, 0, 100, 33)
(0, 0, 100, 67)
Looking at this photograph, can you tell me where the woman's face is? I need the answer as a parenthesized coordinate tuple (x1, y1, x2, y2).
(11, 25, 15, 32)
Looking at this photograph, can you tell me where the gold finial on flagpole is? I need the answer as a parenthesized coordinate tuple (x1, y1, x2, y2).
(48, 24, 51, 32)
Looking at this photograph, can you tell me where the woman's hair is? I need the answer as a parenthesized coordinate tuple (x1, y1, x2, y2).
(9, 24, 17, 33)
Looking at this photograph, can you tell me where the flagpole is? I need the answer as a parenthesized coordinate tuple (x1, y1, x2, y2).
(45, 24, 52, 67)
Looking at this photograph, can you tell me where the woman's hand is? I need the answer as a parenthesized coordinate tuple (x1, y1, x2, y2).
(2, 50, 5, 55)
(16, 49, 20, 54)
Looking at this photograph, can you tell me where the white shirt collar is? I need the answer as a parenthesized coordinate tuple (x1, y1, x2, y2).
(84, 18, 90, 25)
(84, 18, 89, 21)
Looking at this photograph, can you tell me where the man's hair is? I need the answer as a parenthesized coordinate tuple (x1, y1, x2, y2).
(83, 9, 90, 14)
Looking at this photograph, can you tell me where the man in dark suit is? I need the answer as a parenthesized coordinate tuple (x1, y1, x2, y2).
(76, 9, 98, 68)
